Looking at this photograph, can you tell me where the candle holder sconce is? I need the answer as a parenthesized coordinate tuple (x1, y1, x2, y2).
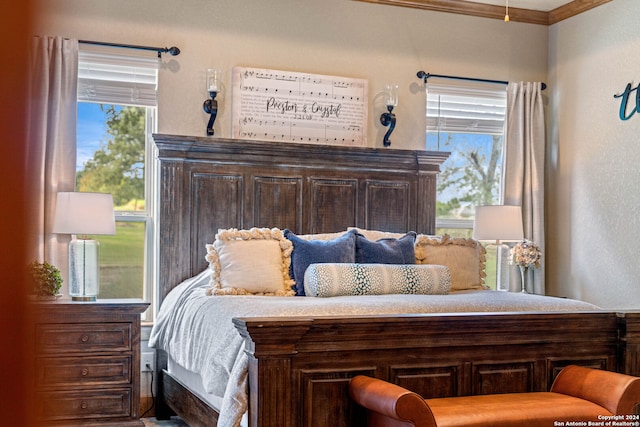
(380, 84, 398, 147)
(204, 69, 222, 136)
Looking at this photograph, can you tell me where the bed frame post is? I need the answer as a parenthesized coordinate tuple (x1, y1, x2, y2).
(154, 349, 174, 420)
(618, 312, 640, 377)
(234, 317, 313, 427)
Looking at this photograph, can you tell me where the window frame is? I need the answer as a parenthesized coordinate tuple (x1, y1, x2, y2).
(426, 81, 508, 288)
(426, 80, 507, 233)
(77, 46, 158, 320)
(110, 106, 157, 320)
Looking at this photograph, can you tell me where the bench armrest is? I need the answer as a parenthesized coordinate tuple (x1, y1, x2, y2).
(349, 375, 438, 427)
(551, 365, 640, 414)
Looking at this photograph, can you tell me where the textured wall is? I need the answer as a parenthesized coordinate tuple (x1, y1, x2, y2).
(33, 1, 640, 310)
(32, 0, 547, 150)
(547, 0, 640, 309)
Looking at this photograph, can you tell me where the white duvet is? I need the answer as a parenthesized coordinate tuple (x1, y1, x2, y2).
(149, 269, 600, 427)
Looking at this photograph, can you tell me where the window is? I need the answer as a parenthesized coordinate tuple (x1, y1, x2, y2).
(425, 80, 507, 288)
(76, 46, 158, 319)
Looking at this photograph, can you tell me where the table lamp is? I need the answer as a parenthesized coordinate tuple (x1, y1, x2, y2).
(473, 205, 524, 291)
(52, 192, 116, 301)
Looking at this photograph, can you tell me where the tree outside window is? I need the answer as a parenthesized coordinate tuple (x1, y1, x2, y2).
(76, 103, 149, 300)
(426, 82, 507, 289)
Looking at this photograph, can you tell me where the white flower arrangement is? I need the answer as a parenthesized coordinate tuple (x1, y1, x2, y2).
(509, 239, 542, 269)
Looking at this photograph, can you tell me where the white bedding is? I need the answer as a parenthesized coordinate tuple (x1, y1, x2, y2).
(149, 269, 600, 427)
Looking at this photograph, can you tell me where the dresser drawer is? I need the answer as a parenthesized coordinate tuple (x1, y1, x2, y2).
(31, 300, 149, 426)
(36, 388, 132, 421)
(36, 355, 132, 388)
(36, 323, 132, 354)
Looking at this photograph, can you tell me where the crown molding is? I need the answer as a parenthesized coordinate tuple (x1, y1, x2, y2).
(548, 0, 612, 24)
(352, 0, 612, 25)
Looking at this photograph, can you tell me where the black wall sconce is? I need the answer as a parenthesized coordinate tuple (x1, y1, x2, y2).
(380, 84, 398, 147)
(203, 69, 222, 136)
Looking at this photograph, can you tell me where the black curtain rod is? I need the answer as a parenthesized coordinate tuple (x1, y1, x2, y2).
(417, 70, 546, 91)
(79, 40, 180, 58)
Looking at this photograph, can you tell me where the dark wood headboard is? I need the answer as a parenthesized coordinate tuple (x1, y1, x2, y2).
(154, 134, 449, 304)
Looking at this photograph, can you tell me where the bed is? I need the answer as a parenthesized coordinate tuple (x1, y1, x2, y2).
(150, 134, 640, 427)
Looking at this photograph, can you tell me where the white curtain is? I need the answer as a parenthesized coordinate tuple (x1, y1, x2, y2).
(27, 36, 78, 285)
(503, 82, 546, 294)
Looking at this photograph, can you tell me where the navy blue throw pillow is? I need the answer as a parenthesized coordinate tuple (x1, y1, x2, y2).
(355, 231, 416, 264)
(284, 229, 357, 296)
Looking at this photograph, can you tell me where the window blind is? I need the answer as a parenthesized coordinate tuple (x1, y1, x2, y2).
(426, 81, 506, 135)
(78, 46, 158, 107)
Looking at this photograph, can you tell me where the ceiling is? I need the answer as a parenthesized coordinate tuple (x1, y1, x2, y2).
(465, 0, 573, 12)
(353, 0, 612, 25)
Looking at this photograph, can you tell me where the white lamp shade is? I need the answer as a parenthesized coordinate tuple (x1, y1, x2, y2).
(52, 192, 116, 235)
(473, 205, 524, 242)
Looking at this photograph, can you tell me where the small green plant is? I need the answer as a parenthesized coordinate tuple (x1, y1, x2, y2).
(29, 261, 63, 297)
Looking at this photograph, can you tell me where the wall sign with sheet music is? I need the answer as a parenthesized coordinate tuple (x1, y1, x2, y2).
(231, 66, 368, 146)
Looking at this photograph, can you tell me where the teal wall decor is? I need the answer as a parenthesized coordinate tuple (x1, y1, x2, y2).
(614, 82, 640, 121)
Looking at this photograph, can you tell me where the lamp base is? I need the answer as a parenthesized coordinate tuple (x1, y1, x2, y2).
(496, 243, 511, 291)
(72, 295, 97, 301)
(69, 238, 100, 302)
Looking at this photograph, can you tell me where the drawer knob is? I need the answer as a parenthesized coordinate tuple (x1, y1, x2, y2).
(81, 368, 89, 376)
(81, 334, 89, 343)
(80, 401, 88, 409)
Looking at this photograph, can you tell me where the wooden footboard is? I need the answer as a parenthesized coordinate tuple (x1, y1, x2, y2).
(156, 311, 640, 427)
(232, 311, 638, 427)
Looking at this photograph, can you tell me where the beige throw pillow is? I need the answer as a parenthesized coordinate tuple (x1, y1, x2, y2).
(415, 234, 487, 291)
(205, 227, 295, 296)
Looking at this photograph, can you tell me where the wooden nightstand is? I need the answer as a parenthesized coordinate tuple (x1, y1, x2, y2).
(31, 299, 150, 426)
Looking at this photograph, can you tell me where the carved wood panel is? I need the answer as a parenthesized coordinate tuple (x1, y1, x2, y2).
(417, 173, 437, 235)
(191, 173, 243, 273)
(159, 161, 191, 301)
(390, 364, 466, 398)
(308, 178, 358, 233)
(546, 358, 608, 390)
(624, 345, 640, 378)
(300, 368, 375, 427)
(472, 362, 535, 394)
(253, 176, 302, 231)
(364, 180, 411, 232)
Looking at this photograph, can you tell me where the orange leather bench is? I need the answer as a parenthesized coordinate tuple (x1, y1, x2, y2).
(349, 365, 640, 427)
